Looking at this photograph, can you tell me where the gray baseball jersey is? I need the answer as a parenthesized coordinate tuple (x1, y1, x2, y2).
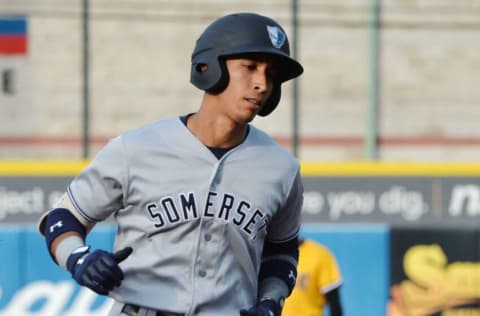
(66, 116, 303, 316)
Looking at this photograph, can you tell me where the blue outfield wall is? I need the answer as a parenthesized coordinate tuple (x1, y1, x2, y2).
(301, 224, 390, 316)
(0, 224, 390, 316)
(0, 224, 117, 316)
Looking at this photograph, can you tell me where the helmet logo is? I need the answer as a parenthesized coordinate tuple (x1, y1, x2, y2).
(266, 25, 285, 49)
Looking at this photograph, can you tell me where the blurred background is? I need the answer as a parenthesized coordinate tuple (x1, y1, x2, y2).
(1, 1, 480, 315)
(1, 0, 479, 161)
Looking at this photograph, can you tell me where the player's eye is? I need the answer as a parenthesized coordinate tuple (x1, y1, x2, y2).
(266, 68, 278, 81)
(243, 63, 257, 71)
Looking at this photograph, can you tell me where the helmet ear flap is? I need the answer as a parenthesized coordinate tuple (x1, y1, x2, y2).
(258, 84, 281, 117)
(190, 58, 229, 95)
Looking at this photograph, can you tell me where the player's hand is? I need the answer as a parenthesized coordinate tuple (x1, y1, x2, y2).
(66, 246, 132, 295)
(239, 299, 281, 316)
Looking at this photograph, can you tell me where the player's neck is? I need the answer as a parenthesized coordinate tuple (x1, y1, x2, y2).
(187, 111, 248, 148)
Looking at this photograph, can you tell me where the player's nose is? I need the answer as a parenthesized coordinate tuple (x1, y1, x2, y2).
(253, 68, 270, 93)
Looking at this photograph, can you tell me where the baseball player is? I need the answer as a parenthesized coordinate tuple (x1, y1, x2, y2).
(38, 12, 304, 316)
(281, 238, 343, 316)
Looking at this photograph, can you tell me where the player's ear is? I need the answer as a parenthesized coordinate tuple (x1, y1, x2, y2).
(195, 63, 208, 72)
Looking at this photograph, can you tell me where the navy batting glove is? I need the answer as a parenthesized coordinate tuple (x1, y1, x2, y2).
(240, 299, 281, 316)
(66, 246, 132, 295)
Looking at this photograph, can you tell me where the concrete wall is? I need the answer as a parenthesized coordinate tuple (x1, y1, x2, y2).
(0, 0, 479, 161)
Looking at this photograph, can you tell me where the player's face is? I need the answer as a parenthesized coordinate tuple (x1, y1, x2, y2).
(220, 56, 276, 123)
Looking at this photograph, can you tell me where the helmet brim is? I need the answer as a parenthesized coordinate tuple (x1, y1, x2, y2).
(220, 47, 303, 83)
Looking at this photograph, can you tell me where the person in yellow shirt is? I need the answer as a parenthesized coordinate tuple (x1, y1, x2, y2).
(282, 238, 343, 316)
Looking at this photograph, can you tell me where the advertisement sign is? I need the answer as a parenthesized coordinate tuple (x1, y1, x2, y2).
(3, 224, 480, 315)
(0, 225, 115, 316)
(3, 224, 389, 316)
(302, 176, 480, 225)
(0, 176, 71, 222)
(1, 162, 480, 225)
(2, 176, 480, 225)
(388, 227, 480, 315)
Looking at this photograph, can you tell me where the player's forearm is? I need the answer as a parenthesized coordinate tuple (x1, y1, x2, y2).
(38, 191, 98, 266)
(258, 237, 299, 307)
(329, 302, 342, 316)
(258, 277, 289, 305)
(51, 231, 82, 253)
(40, 205, 92, 269)
(326, 288, 343, 316)
(51, 231, 87, 269)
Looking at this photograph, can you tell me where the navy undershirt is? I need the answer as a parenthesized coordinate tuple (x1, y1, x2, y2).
(180, 114, 248, 160)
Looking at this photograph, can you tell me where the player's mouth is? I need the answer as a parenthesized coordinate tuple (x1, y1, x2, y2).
(245, 97, 262, 108)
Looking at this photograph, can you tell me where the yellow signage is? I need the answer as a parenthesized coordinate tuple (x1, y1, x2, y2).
(388, 244, 480, 315)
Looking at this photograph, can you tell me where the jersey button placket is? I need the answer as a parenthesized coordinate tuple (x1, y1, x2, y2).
(190, 162, 221, 310)
(196, 220, 212, 280)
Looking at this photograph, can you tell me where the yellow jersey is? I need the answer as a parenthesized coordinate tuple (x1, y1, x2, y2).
(282, 239, 342, 316)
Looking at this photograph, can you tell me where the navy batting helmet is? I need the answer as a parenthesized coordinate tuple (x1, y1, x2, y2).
(190, 12, 303, 116)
